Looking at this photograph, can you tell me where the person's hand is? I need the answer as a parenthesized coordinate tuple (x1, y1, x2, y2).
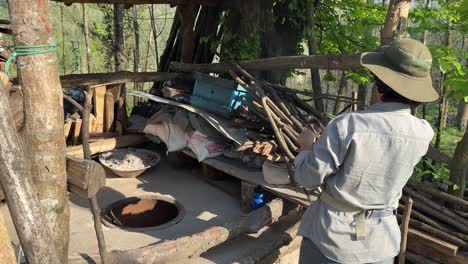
(297, 129, 316, 151)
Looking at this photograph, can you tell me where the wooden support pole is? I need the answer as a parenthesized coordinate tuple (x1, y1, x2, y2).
(82, 90, 109, 264)
(179, 3, 196, 63)
(111, 199, 284, 264)
(241, 181, 257, 214)
(0, 79, 60, 264)
(60, 71, 184, 88)
(7, 0, 69, 261)
(399, 196, 413, 264)
(66, 134, 149, 158)
(170, 54, 363, 73)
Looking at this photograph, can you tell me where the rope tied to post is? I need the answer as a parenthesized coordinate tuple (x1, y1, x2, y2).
(1, 44, 57, 77)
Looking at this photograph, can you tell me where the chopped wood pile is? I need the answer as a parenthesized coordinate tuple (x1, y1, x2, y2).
(64, 83, 127, 145)
(399, 183, 468, 263)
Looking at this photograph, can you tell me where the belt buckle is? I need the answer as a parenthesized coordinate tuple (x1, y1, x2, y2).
(365, 210, 374, 219)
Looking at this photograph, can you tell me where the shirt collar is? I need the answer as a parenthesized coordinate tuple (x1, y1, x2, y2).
(366, 102, 411, 113)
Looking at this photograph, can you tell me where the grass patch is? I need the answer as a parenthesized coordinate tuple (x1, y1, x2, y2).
(433, 126, 464, 156)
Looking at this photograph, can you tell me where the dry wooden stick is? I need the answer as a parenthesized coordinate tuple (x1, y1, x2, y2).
(408, 183, 468, 210)
(82, 90, 109, 264)
(404, 187, 468, 231)
(402, 205, 468, 242)
(399, 196, 413, 264)
(397, 215, 468, 249)
(63, 93, 84, 113)
(405, 198, 468, 234)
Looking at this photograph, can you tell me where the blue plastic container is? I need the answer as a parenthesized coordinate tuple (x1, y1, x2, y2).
(252, 189, 266, 210)
(190, 73, 250, 118)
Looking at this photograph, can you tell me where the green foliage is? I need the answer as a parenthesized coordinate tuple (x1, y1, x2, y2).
(221, 31, 261, 61)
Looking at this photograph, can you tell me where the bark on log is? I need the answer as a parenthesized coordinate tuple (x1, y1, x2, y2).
(0, 82, 60, 264)
(397, 214, 468, 249)
(404, 187, 468, 228)
(111, 199, 284, 264)
(407, 195, 468, 234)
(170, 54, 363, 73)
(408, 183, 468, 210)
(236, 210, 301, 264)
(406, 251, 440, 264)
(60, 71, 184, 88)
(8, 0, 69, 261)
(66, 134, 149, 157)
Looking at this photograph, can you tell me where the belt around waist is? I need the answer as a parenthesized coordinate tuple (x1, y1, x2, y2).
(319, 191, 396, 241)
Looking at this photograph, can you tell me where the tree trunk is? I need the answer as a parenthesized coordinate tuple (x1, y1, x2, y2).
(333, 72, 348, 115)
(132, 5, 140, 106)
(113, 4, 125, 71)
(434, 25, 452, 149)
(449, 129, 468, 198)
(458, 102, 468, 132)
(82, 3, 92, 73)
(381, 0, 411, 46)
(372, 0, 411, 104)
(178, 3, 196, 63)
(149, 5, 159, 66)
(7, 0, 69, 261)
(0, 61, 61, 264)
(307, 1, 323, 112)
(421, 0, 431, 45)
(60, 5, 67, 74)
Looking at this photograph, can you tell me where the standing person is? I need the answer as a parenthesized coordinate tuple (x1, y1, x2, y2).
(294, 38, 439, 264)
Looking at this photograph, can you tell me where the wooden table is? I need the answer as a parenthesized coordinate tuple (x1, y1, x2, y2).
(182, 150, 316, 207)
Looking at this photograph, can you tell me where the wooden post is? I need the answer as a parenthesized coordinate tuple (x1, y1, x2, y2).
(306, 1, 324, 112)
(82, 3, 92, 73)
(7, 0, 69, 261)
(399, 196, 413, 264)
(241, 181, 257, 214)
(0, 80, 60, 264)
(179, 3, 195, 63)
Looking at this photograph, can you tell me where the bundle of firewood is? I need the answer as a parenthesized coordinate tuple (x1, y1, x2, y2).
(399, 183, 468, 263)
(227, 64, 349, 162)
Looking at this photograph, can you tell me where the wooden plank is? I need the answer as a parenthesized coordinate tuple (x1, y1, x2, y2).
(66, 155, 106, 198)
(64, 118, 72, 143)
(60, 71, 184, 88)
(117, 97, 127, 133)
(72, 119, 82, 145)
(182, 150, 315, 207)
(54, 0, 233, 8)
(104, 92, 115, 132)
(107, 83, 121, 102)
(241, 181, 256, 214)
(407, 228, 458, 257)
(93, 85, 106, 133)
(66, 134, 149, 158)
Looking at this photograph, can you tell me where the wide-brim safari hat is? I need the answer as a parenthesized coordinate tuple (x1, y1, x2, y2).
(361, 38, 439, 102)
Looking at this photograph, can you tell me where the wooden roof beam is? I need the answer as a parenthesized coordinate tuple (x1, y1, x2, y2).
(55, 0, 234, 8)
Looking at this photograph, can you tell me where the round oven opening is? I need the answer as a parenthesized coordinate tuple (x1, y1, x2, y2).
(102, 195, 184, 230)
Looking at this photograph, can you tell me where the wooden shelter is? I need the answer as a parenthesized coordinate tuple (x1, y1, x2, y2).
(0, 0, 467, 264)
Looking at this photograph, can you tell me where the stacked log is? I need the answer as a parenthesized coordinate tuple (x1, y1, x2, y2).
(399, 183, 468, 263)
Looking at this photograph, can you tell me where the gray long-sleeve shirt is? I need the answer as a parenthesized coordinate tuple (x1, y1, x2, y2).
(294, 102, 433, 263)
